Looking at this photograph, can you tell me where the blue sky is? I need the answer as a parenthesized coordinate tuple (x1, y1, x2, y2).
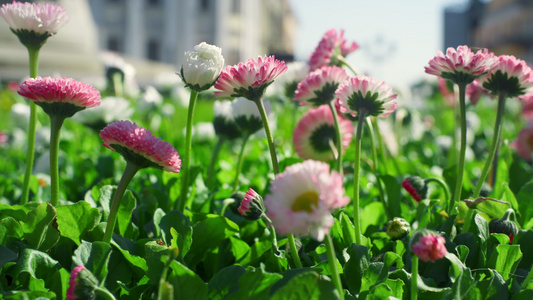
(289, 0, 468, 88)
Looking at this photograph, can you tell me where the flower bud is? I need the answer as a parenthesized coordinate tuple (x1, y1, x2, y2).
(180, 42, 224, 92)
(489, 209, 519, 242)
(402, 176, 428, 202)
(387, 217, 411, 240)
(66, 265, 99, 300)
(411, 230, 447, 263)
(237, 188, 265, 221)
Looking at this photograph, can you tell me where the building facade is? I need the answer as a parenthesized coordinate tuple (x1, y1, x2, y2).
(88, 0, 296, 66)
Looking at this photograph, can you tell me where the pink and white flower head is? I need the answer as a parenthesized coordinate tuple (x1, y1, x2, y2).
(520, 93, 533, 120)
(100, 120, 181, 173)
(293, 105, 353, 161)
(17, 76, 101, 118)
(481, 55, 533, 97)
(411, 231, 448, 263)
(336, 75, 398, 118)
(309, 29, 358, 71)
(266, 61, 309, 100)
(512, 121, 533, 161)
(293, 66, 349, 107)
(214, 55, 287, 101)
(265, 160, 349, 241)
(66, 265, 100, 300)
(238, 188, 265, 220)
(1, 1, 69, 48)
(180, 42, 225, 92)
(425, 45, 497, 85)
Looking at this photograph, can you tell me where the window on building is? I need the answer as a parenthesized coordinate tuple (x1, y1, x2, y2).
(147, 40, 160, 61)
(231, 0, 240, 14)
(107, 36, 121, 52)
(147, 0, 160, 6)
(200, 0, 209, 12)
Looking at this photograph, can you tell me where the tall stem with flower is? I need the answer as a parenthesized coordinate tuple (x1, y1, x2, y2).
(1, 1, 69, 205)
(464, 55, 533, 232)
(99, 121, 181, 243)
(177, 42, 224, 212)
(17, 77, 101, 206)
(336, 75, 398, 244)
(425, 45, 497, 214)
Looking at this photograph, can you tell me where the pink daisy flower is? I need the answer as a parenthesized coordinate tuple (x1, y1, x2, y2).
(425, 45, 497, 85)
(66, 265, 86, 300)
(293, 105, 353, 161)
(401, 176, 428, 202)
(214, 55, 287, 101)
(17, 76, 101, 117)
(336, 75, 398, 118)
(0, 1, 69, 35)
(481, 55, 533, 97)
(238, 188, 264, 220)
(100, 120, 181, 173)
(265, 160, 349, 241)
(412, 232, 448, 263)
(512, 121, 533, 161)
(309, 29, 358, 71)
(293, 66, 349, 107)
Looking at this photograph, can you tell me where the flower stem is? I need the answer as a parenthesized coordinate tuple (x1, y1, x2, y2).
(49, 115, 65, 206)
(254, 98, 279, 174)
(366, 118, 390, 219)
(177, 90, 199, 212)
(206, 136, 225, 188)
(411, 255, 419, 300)
(353, 111, 367, 245)
(328, 101, 344, 176)
(450, 83, 467, 215)
(231, 134, 251, 192)
(103, 162, 140, 244)
(337, 56, 358, 76)
(464, 92, 507, 232)
(20, 46, 40, 205)
(425, 178, 451, 212)
(325, 233, 344, 300)
(112, 72, 124, 98)
(262, 215, 280, 253)
(373, 118, 390, 174)
(287, 233, 303, 268)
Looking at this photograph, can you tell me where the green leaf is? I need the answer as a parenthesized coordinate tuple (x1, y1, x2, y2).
(475, 269, 508, 300)
(111, 240, 148, 278)
(0, 203, 36, 222)
(145, 241, 171, 285)
(343, 244, 370, 295)
(225, 267, 282, 300)
(96, 185, 114, 220)
(381, 175, 402, 218)
(0, 245, 17, 269)
(486, 244, 522, 280)
(366, 279, 404, 300)
(16, 248, 63, 294)
(360, 201, 387, 234)
(515, 180, 533, 229)
(167, 260, 208, 300)
(21, 202, 60, 252)
(72, 241, 112, 284)
(208, 265, 247, 300)
(56, 201, 101, 245)
(501, 184, 520, 215)
(360, 262, 384, 293)
(229, 236, 250, 263)
(0, 290, 57, 299)
(0, 217, 23, 246)
(159, 210, 192, 258)
(270, 270, 339, 300)
(185, 214, 239, 268)
(117, 190, 137, 239)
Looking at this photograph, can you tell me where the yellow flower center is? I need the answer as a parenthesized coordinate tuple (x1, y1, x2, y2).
(291, 191, 319, 213)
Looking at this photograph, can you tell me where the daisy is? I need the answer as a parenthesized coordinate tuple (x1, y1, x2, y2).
(309, 29, 358, 71)
(293, 66, 349, 107)
(293, 105, 353, 161)
(265, 160, 348, 241)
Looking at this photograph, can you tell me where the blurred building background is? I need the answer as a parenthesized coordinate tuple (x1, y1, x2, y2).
(444, 0, 533, 63)
(0, 0, 296, 82)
